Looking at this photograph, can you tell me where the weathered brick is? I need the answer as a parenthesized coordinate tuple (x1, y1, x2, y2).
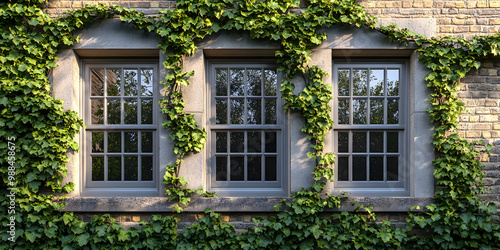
(485, 100, 498, 107)
(472, 123, 492, 130)
(491, 1, 500, 8)
(480, 115, 498, 122)
(494, 124, 500, 130)
(470, 115, 480, 122)
(455, 1, 466, 8)
(452, 18, 465, 25)
(483, 131, 492, 138)
(489, 69, 498, 76)
(132, 216, 140, 222)
(466, 131, 481, 137)
(477, 1, 489, 8)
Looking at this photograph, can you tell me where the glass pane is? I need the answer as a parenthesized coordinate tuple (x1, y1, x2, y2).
(369, 156, 384, 181)
(92, 157, 104, 181)
(352, 132, 367, 152)
(247, 156, 262, 181)
(353, 99, 367, 124)
(247, 69, 262, 96)
(338, 69, 350, 96)
(91, 99, 104, 124)
(142, 132, 153, 153)
(265, 156, 277, 181)
(248, 132, 261, 153)
(216, 156, 227, 181)
(230, 69, 244, 96)
(264, 69, 277, 96)
(370, 99, 384, 124)
(247, 99, 261, 124)
(107, 69, 121, 96)
(370, 132, 383, 153)
(124, 99, 138, 124)
(388, 99, 399, 124)
(352, 156, 367, 181)
(140, 69, 153, 96)
(230, 132, 244, 153)
(338, 132, 348, 153)
(91, 69, 104, 96)
(265, 132, 277, 153)
(265, 99, 277, 124)
(387, 156, 399, 181)
(338, 99, 349, 124)
(124, 69, 138, 96)
(352, 69, 367, 96)
(216, 69, 228, 96)
(369, 69, 384, 96)
(141, 156, 153, 181)
(387, 132, 399, 153)
(108, 132, 121, 152)
(124, 132, 138, 153)
(141, 99, 153, 124)
(230, 156, 244, 181)
(92, 132, 104, 153)
(230, 99, 244, 124)
(124, 156, 138, 181)
(107, 99, 121, 124)
(216, 132, 227, 153)
(338, 157, 349, 181)
(387, 69, 399, 96)
(108, 157, 121, 181)
(216, 99, 227, 124)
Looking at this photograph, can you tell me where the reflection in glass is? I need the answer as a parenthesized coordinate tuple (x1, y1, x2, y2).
(230, 69, 244, 96)
(216, 156, 227, 181)
(107, 69, 121, 96)
(352, 132, 367, 152)
(353, 99, 367, 124)
(91, 69, 105, 96)
(108, 157, 121, 181)
(338, 132, 348, 153)
(107, 99, 121, 124)
(216, 99, 227, 124)
(369, 156, 384, 181)
(140, 69, 154, 96)
(265, 99, 277, 124)
(125, 156, 138, 181)
(91, 99, 104, 124)
(247, 99, 261, 124)
(387, 69, 399, 96)
(264, 69, 277, 96)
(124, 69, 138, 96)
(92, 132, 104, 153)
(108, 132, 121, 152)
(216, 132, 227, 153)
(230, 99, 244, 124)
(387, 156, 398, 181)
(230, 157, 244, 181)
(141, 156, 153, 181)
(248, 156, 262, 181)
(370, 132, 383, 153)
(124, 132, 138, 152)
(247, 132, 261, 153)
(92, 157, 104, 181)
(216, 69, 228, 96)
(370, 99, 384, 124)
(338, 99, 349, 124)
(247, 69, 262, 96)
(370, 69, 384, 96)
(353, 156, 366, 181)
(124, 99, 138, 124)
(338, 69, 350, 96)
(388, 99, 399, 124)
(387, 132, 398, 153)
(230, 132, 244, 152)
(142, 132, 153, 153)
(141, 99, 153, 124)
(265, 132, 277, 153)
(338, 157, 349, 181)
(352, 69, 367, 96)
(265, 156, 277, 181)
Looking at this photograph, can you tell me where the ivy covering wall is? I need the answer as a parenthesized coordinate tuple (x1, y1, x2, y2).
(1, 0, 499, 248)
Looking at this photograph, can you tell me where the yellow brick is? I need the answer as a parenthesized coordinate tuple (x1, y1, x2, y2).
(413, 2, 423, 8)
(470, 26, 481, 32)
(482, 131, 492, 138)
(132, 216, 140, 222)
(466, 131, 481, 137)
(403, 1, 412, 8)
(491, 1, 500, 7)
(491, 19, 500, 25)
(376, 2, 386, 8)
(477, 1, 488, 7)
(494, 124, 500, 130)
(423, 0, 433, 7)
(453, 19, 465, 25)
(480, 115, 499, 122)
(467, 2, 476, 8)
(444, 1, 456, 7)
(151, 2, 159, 8)
(456, 1, 465, 8)
(440, 26, 454, 33)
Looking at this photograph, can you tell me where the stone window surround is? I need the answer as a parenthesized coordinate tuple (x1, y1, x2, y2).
(52, 19, 435, 212)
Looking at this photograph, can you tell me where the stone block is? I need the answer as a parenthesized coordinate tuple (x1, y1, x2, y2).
(132, 216, 141, 222)
(480, 115, 499, 122)
(491, 1, 500, 8)
(477, 1, 489, 7)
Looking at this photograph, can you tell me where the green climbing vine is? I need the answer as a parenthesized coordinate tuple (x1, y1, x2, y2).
(1, 0, 499, 248)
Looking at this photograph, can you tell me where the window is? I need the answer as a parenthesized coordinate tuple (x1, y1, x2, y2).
(207, 62, 288, 196)
(83, 62, 158, 194)
(333, 61, 409, 196)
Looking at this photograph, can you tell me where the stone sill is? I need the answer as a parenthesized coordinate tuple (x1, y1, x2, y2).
(60, 197, 433, 213)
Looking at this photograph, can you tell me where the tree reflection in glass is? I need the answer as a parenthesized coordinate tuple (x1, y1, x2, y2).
(337, 69, 350, 96)
(216, 99, 227, 124)
(141, 99, 153, 124)
(92, 132, 104, 153)
(369, 69, 384, 96)
(264, 69, 277, 96)
(216, 69, 228, 96)
(230, 99, 244, 124)
(124, 69, 138, 96)
(352, 69, 367, 96)
(370, 99, 384, 124)
(338, 99, 349, 124)
(230, 157, 244, 181)
(107, 99, 121, 124)
(91, 69, 104, 96)
(140, 69, 153, 96)
(265, 99, 277, 124)
(247, 156, 262, 181)
(107, 69, 121, 96)
(124, 156, 138, 181)
(230, 69, 244, 96)
(91, 99, 104, 124)
(92, 157, 104, 181)
(124, 99, 138, 124)
(387, 69, 399, 96)
(247, 69, 262, 96)
(353, 99, 367, 124)
(230, 132, 244, 152)
(247, 99, 261, 124)
(141, 132, 153, 153)
(124, 132, 138, 152)
(387, 99, 399, 124)
(108, 157, 121, 181)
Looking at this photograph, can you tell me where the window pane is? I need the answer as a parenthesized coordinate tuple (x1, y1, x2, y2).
(388, 99, 399, 124)
(142, 132, 153, 153)
(247, 69, 262, 96)
(91, 69, 104, 96)
(248, 132, 261, 153)
(370, 99, 384, 124)
(124, 69, 138, 96)
(92, 132, 104, 153)
(338, 69, 350, 96)
(107, 99, 121, 124)
(124, 99, 138, 124)
(216, 69, 228, 96)
(91, 99, 104, 124)
(352, 156, 367, 181)
(369, 69, 384, 96)
(338, 132, 348, 153)
(387, 69, 399, 96)
(370, 132, 383, 153)
(265, 99, 277, 124)
(338, 157, 349, 181)
(352, 132, 367, 152)
(108, 157, 121, 181)
(140, 69, 153, 96)
(264, 69, 277, 96)
(124, 156, 138, 181)
(216, 132, 227, 153)
(247, 156, 262, 181)
(387, 156, 399, 181)
(265, 156, 277, 181)
(338, 99, 349, 124)
(108, 132, 121, 152)
(141, 156, 153, 181)
(92, 157, 104, 181)
(230, 69, 244, 96)
(216, 99, 227, 124)
(265, 132, 277, 153)
(230, 157, 244, 181)
(369, 156, 384, 181)
(230, 132, 244, 153)
(141, 99, 153, 124)
(216, 156, 228, 181)
(107, 69, 121, 96)
(353, 99, 367, 124)
(247, 99, 262, 124)
(124, 132, 138, 153)
(387, 132, 399, 153)
(352, 69, 367, 96)
(230, 99, 244, 124)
